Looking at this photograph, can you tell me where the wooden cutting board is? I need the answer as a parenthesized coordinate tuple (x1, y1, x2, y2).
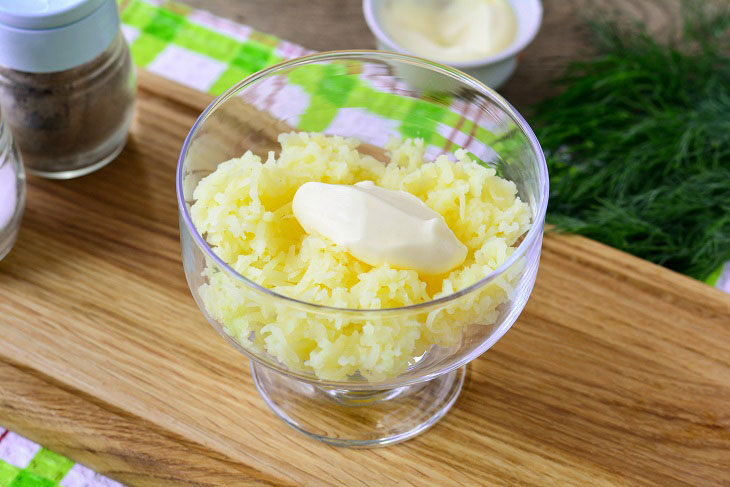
(1, 71, 728, 487)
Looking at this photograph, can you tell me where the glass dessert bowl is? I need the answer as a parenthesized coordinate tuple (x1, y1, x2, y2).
(177, 51, 548, 447)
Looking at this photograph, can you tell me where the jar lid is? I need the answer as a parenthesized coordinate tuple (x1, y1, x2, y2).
(0, 0, 106, 29)
(0, 0, 119, 73)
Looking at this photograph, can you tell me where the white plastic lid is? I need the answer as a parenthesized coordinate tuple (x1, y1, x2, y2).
(0, 0, 105, 29)
(0, 0, 119, 73)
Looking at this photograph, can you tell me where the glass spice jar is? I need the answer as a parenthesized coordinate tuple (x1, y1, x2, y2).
(0, 111, 26, 260)
(0, 0, 136, 179)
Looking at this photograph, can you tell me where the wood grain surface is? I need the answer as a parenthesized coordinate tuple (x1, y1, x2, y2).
(1, 1, 729, 486)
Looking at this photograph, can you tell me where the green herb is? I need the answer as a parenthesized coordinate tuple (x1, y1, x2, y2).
(532, 0, 730, 280)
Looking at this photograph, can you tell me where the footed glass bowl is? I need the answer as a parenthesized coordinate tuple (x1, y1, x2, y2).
(177, 51, 548, 447)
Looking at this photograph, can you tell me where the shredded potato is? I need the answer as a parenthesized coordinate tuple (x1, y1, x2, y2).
(191, 133, 531, 381)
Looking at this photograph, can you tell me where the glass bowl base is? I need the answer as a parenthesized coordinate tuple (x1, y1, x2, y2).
(251, 362, 465, 448)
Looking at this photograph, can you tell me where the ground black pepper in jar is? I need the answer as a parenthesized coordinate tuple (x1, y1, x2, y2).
(0, 0, 136, 179)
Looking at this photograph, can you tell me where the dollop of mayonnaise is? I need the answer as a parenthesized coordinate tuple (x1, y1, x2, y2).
(381, 0, 517, 62)
(293, 181, 467, 275)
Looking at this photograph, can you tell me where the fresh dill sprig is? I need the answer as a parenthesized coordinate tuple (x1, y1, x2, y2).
(532, 0, 730, 280)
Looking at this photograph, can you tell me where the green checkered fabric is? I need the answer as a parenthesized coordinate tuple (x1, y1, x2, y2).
(117, 0, 506, 158)
(120, 0, 290, 94)
(0, 428, 111, 487)
(118, 0, 465, 152)
(0, 449, 72, 487)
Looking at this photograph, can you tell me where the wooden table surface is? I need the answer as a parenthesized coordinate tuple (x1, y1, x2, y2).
(1, 1, 729, 486)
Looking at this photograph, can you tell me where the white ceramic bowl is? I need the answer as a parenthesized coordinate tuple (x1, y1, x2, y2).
(363, 0, 543, 88)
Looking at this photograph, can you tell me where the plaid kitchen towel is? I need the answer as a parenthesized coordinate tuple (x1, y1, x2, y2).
(118, 0, 498, 159)
(118, 0, 315, 94)
(0, 428, 121, 487)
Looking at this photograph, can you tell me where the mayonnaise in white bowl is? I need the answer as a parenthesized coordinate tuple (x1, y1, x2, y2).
(363, 0, 542, 88)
